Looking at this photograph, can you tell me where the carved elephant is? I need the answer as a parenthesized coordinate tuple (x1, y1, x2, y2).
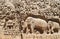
(48, 21, 60, 34)
(22, 17, 48, 34)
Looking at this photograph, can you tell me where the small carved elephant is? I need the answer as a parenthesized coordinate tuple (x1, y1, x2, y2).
(48, 21, 60, 34)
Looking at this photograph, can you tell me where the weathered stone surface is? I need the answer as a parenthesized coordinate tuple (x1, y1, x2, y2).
(0, 0, 60, 39)
(22, 34, 60, 39)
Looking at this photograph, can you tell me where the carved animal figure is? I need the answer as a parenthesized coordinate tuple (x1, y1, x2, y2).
(48, 21, 60, 33)
(22, 17, 48, 34)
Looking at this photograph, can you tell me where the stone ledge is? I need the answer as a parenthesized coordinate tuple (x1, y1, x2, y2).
(0, 33, 60, 39)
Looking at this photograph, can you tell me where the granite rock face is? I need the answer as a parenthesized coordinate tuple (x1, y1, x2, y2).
(0, 0, 60, 39)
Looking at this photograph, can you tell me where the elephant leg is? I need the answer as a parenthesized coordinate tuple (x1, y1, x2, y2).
(23, 27, 29, 33)
(31, 24, 34, 33)
(48, 28, 52, 34)
(51, 27, 54, 34)
(23, 27, 26, 33)
(43, 28, 47, 34)
(43, 30, 47, 34)
(26, 27, 29, 34)
(48, 25, 52, 34)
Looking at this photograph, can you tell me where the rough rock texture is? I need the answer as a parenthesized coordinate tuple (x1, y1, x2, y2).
(0, 0, 60, 39)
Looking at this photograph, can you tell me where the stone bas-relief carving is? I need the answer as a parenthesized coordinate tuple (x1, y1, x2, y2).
(22, 17, 48, 34)
(0, 0, 60, 39)
(48, 21, 60, 34)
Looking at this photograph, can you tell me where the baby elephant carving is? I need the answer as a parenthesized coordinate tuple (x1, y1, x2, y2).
(48, 21, 60, 34)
